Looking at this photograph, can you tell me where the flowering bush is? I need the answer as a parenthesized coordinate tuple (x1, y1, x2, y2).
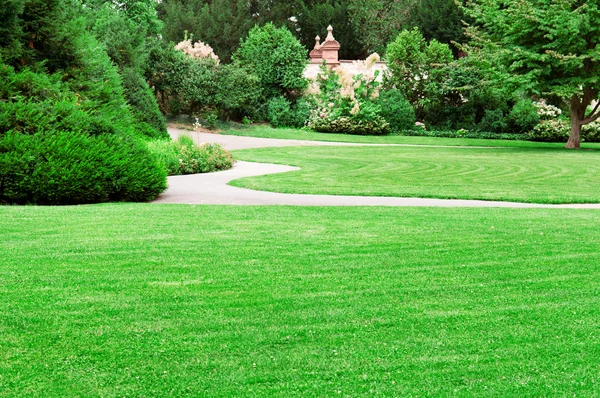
(307, 54, 390, 135)
(533, 100, 562, 120)
(175, 39, 220, 64)
(528, 119, 569, 142)
(529, 101, 600, 142)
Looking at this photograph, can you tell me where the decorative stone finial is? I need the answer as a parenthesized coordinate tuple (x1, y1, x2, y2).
(314, 35, 321, 49)
(326, 25, 334, 41)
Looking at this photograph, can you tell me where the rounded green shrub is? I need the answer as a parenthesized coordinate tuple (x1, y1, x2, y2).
(477, 108, 509, 133)
(233, 23, 308, 99)
(379, 89, 416, 132)
(267, 96, 294, 127)
(509, 99, 540, 134)
(0, 131, 167, 205)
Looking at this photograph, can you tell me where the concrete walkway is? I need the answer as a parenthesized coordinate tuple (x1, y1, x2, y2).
(152, 129, 600, 208)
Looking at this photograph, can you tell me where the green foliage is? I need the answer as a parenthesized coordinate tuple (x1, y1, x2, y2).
(385, 28, 453, 120)
(293, 98, 312, 128)
(0, 131, 166, 205)
(9, 0, 80, 71)
(0, 64, 132, 137)
(477, 108, 508, 134)
(509, 99, 540, 134)
(266, 96, 311, 128)
(0, 3, 169, 204)
(147, 135, 234, 176)
(120, 67, 168, 138)
(146, 39, 219, 115)
(215, 63, 263, 120)
(158, 0, 256, 62)
(294, 1, 362, 60)
(399, 128, 526, 141)
(529, 119, 570, 143)
(409, 0, 466, 53)
(268, 97, 295, 128)
(146, 39, 262, 121)
(87, 2, 168, 136)
(0, 0, 24, 62)
(347, 0, 415, 54)
(463, 0, 600, 147)
(378, 89, 416, 132)
(234, 23, 308, 99)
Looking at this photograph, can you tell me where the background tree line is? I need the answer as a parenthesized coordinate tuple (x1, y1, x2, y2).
(157, 0, 467, 61)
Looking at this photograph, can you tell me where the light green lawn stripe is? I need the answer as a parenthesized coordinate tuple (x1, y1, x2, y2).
(1, 205, 600, 396)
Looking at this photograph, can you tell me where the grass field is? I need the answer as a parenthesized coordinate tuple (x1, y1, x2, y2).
(2, 204, 600, 396)
(230, 145, 600, 204)
(221, 125, 600, 149)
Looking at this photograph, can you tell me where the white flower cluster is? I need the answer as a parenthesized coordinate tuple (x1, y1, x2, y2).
(333, 53, 381, 115)
(175, 39, 220, 64)
(350, 53, 381, 83)
(533, 100, 562, 120)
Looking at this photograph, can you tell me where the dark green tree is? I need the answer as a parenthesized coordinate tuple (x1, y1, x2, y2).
(294, 0, 362, 59)
(347, 0, 416, 54)
(233, 23, 308, 99)
(410, 0, 467, 54)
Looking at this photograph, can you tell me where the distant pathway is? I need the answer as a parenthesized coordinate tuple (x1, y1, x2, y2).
(153, 129, 600, 208)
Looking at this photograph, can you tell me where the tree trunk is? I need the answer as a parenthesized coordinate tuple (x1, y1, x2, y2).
(566, 95, 584, 149)
(566, 114, 581, 149)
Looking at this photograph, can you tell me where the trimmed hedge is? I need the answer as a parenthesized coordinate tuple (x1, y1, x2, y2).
(0, 131, 167, 205)
(397, 128, 528, 141)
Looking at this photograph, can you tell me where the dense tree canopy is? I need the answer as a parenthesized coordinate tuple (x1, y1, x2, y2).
(464, 0, 600, 148)
(156, 0, 465, 61)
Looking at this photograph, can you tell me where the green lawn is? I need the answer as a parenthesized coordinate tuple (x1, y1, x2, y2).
(231, 145, 600, 204)
(2, 204, 600, 396)
(221, 125, 600, 149)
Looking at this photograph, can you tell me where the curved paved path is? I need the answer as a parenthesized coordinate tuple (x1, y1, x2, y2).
(153, 129, 600, 208)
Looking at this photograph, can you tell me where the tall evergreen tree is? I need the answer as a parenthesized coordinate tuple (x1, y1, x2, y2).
(410, 0, 467, 54)
(347, 0, 416, 54)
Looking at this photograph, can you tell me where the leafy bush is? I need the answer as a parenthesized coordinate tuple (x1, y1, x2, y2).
(527, 118, 600, 143)
(292, 98, 311, 128)
(0, 3, 169, 206)
(509, 99, 540, 134)
(267, 97, 295, 127)
(216, 64, 262, 120)
(233, 23, 308, 99)
(384, 28, 453, 120)
(378, 89, 416, 132)
(582, 122, 600, 142)
(0, 131, 167, 205)
(146, 39, 219, 116)
(267, 96, 311, 128)
(477, 108, 509, 134)
(528, 119, 569, 142)
(147, 135, 234, 176)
